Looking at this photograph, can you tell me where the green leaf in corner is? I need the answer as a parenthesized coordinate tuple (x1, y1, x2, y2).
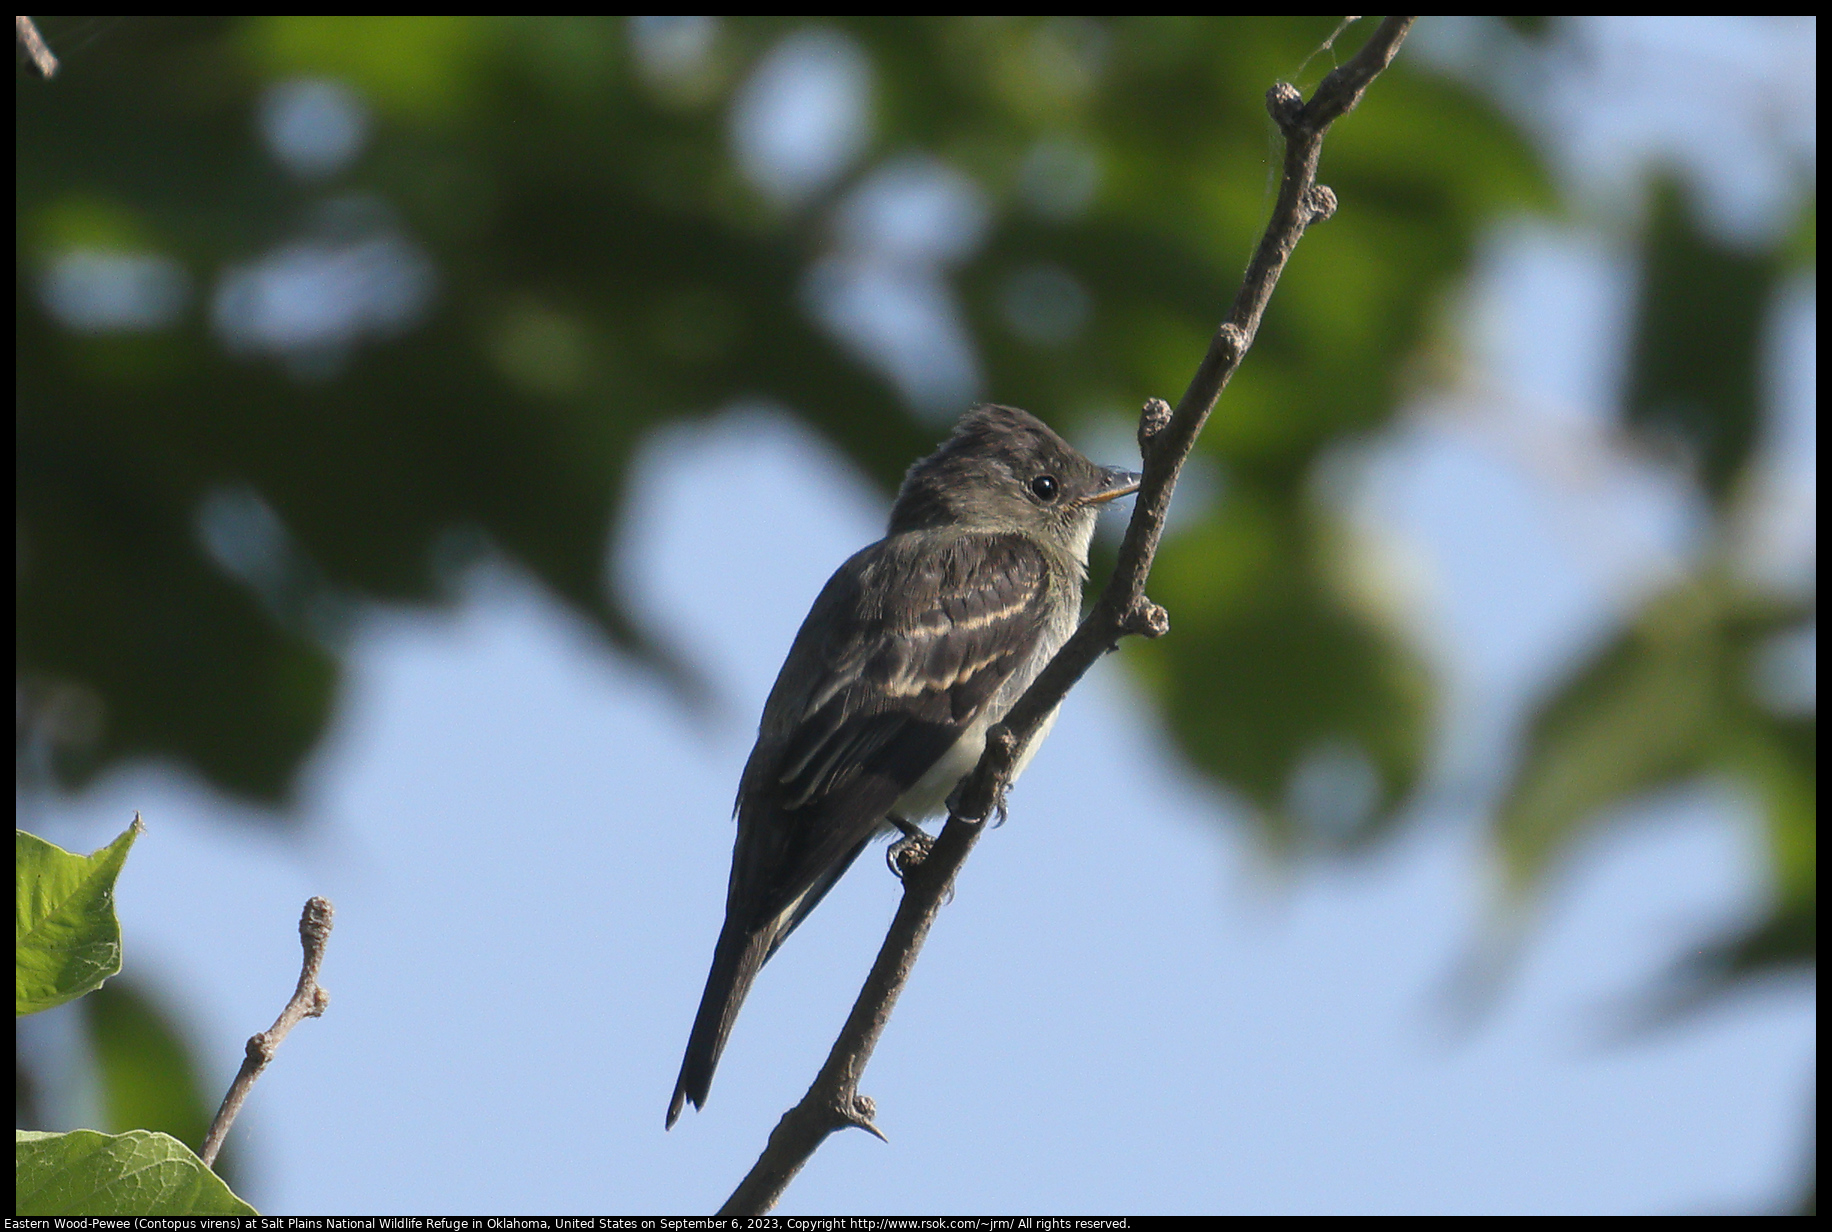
(14, 1129, 257, 1216)
(15, 818, 143, 1016)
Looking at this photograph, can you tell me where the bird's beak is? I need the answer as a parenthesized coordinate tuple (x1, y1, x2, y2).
(1081, 466, 1143, 507)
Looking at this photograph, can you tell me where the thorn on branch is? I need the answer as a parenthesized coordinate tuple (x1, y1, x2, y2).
(844, 1094, 888, 1143)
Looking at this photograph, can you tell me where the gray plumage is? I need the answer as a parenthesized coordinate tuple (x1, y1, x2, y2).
(668, 403, 1139, 1127)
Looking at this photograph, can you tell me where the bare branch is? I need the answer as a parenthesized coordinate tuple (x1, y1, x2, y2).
(199, 897, 335, 1169)
(16, 15, 58, 77)
(721, 17, 1417, 1214)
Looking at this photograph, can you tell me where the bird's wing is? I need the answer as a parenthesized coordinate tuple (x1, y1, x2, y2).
(732, 531, 1056, 931)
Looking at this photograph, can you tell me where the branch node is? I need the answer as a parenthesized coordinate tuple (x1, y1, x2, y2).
(1266, 81, 1304, 131)
(1137, 397, 1173, 455)
(1122, 598, 1171, 640)
(843, 1094, 888, 1143)
(952, 725, 1016, 824)
(1214, 322, 1248, 364)
(1305, 184, 1338, 226)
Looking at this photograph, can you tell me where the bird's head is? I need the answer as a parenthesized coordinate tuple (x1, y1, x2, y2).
(887, 404, 1140, 560)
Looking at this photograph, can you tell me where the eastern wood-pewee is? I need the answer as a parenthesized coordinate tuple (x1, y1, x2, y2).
(668, 403, 1140, 1126)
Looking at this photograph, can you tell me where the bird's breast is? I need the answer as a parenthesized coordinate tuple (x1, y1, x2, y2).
(887, 583, 1077, 822)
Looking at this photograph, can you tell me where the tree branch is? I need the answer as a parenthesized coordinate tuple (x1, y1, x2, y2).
(199, 897, 335, 1169)
(16, 15, 58, 77)
(720, 16, 1417, 1214)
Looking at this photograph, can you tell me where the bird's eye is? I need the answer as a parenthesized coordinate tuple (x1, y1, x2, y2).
(1029, 474, 1059, 502)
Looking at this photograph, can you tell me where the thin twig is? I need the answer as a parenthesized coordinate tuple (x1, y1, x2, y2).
(16, 15, 58, 77)
(199, 897, 335, 1169)
(720, 16, 1417, 1215)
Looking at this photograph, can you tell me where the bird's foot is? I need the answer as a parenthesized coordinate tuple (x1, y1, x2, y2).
(886, 815, 935, 881)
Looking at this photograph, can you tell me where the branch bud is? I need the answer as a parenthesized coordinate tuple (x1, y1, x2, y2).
(1266, 81, 1305, 130)
(1137, 397, 1173, 455)
(1122, 598, 1171, 640)
(1305, 184, 1338, 225)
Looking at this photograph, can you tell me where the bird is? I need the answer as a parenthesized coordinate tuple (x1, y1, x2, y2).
(667, 402, 1140, 1127)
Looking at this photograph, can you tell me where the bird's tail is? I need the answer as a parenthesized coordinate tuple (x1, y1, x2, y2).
(667, 919, 773, 1128)
(667, 832, 876, 1127)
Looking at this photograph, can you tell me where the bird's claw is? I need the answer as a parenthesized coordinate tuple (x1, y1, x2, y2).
(886, 817, 935, 881)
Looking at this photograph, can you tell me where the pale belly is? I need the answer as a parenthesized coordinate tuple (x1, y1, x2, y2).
(887, 606, 1074, 824)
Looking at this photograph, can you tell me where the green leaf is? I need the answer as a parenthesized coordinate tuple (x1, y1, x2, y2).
(14, 1129, 257, 1217)
(15, 819, 142, 1016)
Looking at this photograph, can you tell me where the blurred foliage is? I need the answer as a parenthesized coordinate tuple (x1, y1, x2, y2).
(16, 15, 1547, 831)
(82, 980, 215, 1159)
(1624, 180, 1780, 502)
(1495, 566, 1815, 985)
(1494, 176, 1816, 996)
(15, 13, 1814, 1202)
(81, 978, 249, 1201)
